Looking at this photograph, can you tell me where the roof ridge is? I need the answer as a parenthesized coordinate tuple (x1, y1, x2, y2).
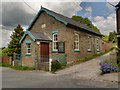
(27, 6, 102, 36)
(42, 7, 101, 35)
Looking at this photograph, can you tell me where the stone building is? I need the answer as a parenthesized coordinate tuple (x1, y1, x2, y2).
(20, 7, 104, 69)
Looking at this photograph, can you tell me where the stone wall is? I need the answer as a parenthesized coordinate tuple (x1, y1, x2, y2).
(22, 35, 34, 67)
(103, 41, 113, 52)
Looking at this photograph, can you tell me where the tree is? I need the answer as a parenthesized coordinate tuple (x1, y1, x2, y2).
(1, 47, 6, 50)
(102, 35, 109, 41)
(71, 16, 101, 33)
(7, 24, 25, 56)
(108, 31, 117, 43)
(2, 48, 9, 56)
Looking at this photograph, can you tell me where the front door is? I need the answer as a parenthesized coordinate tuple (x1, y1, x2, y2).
(40, 42, 49, 62)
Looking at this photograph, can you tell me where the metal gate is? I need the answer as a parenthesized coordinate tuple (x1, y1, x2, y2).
(50, 54, 66, 66)
(37, 55, 49, 70)
(37, 54, 66, 70)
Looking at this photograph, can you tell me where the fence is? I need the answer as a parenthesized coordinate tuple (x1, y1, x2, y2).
(2, 56, 11, 64)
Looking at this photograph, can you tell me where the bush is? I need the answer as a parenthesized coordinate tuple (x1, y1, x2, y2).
(51, 60, 62, 72)
(99, 60, 119, 74)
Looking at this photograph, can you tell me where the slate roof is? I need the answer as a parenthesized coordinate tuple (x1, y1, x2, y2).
(42, 7, 103, 36)
(27, 7, 103, 36)
(29, 31, 52, 41)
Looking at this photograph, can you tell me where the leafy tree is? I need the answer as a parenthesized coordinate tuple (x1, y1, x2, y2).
(102, 35, 109, 41)
(1, 47, 6, 50)
(71, 16, 101, 33)
(7, 24, 25, 56)
(108, 31, 117, 43)
(1, 48, 9, 56)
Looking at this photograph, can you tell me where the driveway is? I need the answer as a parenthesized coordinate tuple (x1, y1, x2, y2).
(2, 50, 118, 88)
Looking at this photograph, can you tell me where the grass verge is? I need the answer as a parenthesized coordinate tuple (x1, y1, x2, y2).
(1, 63, 34, 71)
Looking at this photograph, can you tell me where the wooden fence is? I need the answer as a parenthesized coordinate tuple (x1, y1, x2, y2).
(1, 56, 11, 64)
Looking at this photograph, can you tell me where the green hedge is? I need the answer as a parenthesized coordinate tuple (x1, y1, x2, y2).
(51, 60, 62, 72)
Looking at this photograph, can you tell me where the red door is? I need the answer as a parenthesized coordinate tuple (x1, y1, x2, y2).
(40, 42, 49, 62)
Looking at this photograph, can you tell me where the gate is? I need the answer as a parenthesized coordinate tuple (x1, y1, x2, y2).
(37, 54, 66, 70)
(14, 53, 21, 66)
(37, 55, 49, 70)
(50, 54, 66, 66)
(15, 54, 21, 60)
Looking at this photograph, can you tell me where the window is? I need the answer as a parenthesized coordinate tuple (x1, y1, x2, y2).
(53, 33, 58, 51)
(74, 33, 79, 50)
(97, 38, 99, 50)
(26, 43, 31, 54)
(88, 36, 91, 50)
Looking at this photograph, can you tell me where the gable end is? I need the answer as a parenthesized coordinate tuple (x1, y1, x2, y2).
(27, 7, 68, 31)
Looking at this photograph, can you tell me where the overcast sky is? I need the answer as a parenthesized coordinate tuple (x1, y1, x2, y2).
(0, 0, 119, 47)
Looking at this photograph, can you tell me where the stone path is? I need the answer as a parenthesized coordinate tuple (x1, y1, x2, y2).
(56, 50, 119, 83)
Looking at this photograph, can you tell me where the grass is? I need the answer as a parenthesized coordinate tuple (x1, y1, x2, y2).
(1, 63, 34, 71)
(76, 47, 115, 64)
(55, 47, 115, 72)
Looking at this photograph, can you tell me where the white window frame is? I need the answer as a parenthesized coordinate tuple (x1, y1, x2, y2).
(53, 33, 58, 51)
(26, 43, 31, 54)
(97, 38, 99, 50)
(88, 36, 91, 50)
(74, 33, 79, 50)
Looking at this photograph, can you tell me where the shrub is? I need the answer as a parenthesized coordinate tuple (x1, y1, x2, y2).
(99, 60, 119, 74)
(51, 60, 62, 72)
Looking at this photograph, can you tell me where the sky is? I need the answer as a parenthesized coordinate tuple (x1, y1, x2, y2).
(0, 0, 119, 48)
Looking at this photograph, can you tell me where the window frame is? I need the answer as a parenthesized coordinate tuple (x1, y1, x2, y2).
(96, 38, 99, 50)
(74, 33, 79, 50)
(26, 43, 31, 54)
(53, 33, 58, 51)
(88, 36, 91, 51)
